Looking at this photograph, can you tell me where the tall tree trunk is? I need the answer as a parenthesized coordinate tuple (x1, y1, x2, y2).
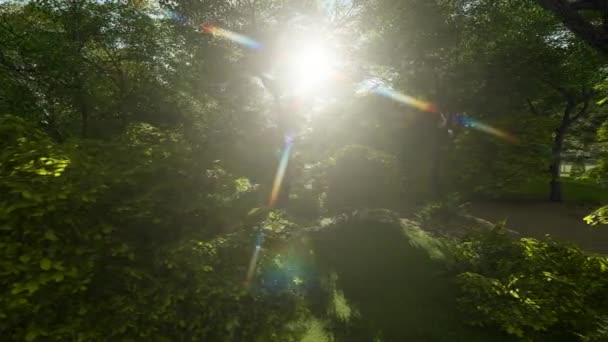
(548, 89, 591, 201)
(549, 124, 567, 201)
(430, 130, 442, 196)
(430, 118, 452, 197)
(76, 84, 89, 138)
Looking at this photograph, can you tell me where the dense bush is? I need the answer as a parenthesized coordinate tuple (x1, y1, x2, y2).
(0, 116, 305, 341)
(455, 226, 608, 340)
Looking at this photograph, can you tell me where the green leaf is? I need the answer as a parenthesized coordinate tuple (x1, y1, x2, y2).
(19, 255, 31, 263)
(235, 177, 252, 193)
(40, 258, 52, 271)
(44, 231, 58, 241)
(25, 330, 38, 342)
(101, 225, 113, 234)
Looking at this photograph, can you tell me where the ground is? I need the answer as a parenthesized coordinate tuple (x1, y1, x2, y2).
(470, 201, 608, 254)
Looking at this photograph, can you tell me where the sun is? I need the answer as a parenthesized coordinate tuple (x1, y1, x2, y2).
(280, 37, 337, 95)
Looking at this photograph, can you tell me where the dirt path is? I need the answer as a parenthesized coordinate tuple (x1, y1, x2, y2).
(469, 201, 608, 254)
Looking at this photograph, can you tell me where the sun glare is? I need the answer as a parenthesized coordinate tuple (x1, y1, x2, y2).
(281, 39, 336, 94)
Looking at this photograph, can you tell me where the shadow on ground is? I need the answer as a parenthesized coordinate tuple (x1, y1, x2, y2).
(305, 216, 513, 341)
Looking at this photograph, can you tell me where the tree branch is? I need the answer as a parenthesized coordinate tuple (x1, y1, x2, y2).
(570, 91, 592, 122)
(570, 0, 603, 11)
(552, 83, 576, 100)
(536, 0, 608, 54)
(561, 96, 577, 126)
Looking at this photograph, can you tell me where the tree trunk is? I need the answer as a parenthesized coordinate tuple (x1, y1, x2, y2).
(549, 125, 566, 201)
(430, 133, 442, 196)
(76, 86, 89, 138)
(547, 89, 591, 201)
(430, 119, 451, 197)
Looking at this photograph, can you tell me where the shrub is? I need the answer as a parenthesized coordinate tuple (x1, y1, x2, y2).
(456, 226, 608, 340)
(0, 116, 305, 341)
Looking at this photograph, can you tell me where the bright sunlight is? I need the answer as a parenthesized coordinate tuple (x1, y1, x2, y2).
(280, 36, 337, 94)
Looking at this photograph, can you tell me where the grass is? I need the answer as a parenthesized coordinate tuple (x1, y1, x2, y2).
(502, 178, 608, 205)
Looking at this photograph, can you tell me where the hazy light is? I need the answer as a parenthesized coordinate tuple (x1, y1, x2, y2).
(282, 39, 336, 94)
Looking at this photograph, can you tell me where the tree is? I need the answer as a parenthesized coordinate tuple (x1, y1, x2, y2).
(449, 0, 605, 201)
(0, 1, 308, 340)
(536, 0, 608, 55)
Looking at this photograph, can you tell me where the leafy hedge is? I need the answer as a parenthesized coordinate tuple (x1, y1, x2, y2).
(456, 226, 608, 340)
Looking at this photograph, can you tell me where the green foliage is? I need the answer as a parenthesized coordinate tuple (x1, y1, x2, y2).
(415, 193, 468, 227)
(590, 121, 608, 180)
(585, 206, 608, 226)
(456, 226, 608, 339)
(450, 114, 554, 197)
(0, 0, 607, 340)
(0, 115, 305, 341)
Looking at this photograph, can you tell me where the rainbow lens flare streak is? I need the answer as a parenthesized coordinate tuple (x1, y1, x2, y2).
(454, 115, 519, 144)
(268, 135, 295, 208)
(199, 26, 516, 143)
(244, 231, 265, 288)
(372, 85, 437, 113)
(201, 24, 262, 50)
(360, 81, 518, 143)
(245, 135, 294, 289)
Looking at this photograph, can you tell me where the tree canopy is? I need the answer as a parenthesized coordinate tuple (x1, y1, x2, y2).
(1, 0, 607, 340)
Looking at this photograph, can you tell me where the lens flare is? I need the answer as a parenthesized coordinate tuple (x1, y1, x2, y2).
(454, 114, 519, 144)
(374, 86, 438, 113)
(268, 135, 295, 208)
(201, 24, 262, 50)
(357, 80, 518, 143)
(244, 231, 265, 289)
(358, 80, 437, 113)
(244, 136, 295, 290)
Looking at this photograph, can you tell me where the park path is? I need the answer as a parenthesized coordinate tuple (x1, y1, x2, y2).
(469, 201, 608, 254)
